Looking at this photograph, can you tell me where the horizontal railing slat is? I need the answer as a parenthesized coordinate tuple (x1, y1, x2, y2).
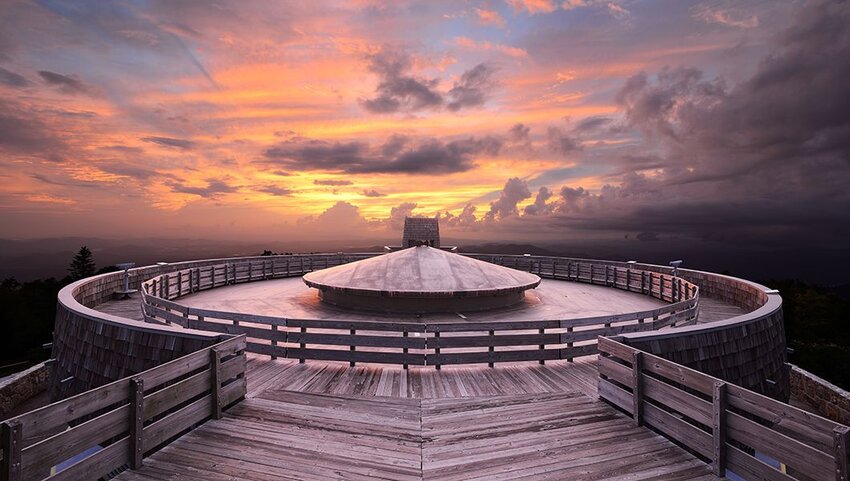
(727, 410, 833, 481)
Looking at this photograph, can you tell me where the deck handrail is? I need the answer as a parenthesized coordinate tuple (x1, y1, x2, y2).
(597, 336, 850, 480)
(0, 335, 247, 481)
(138, 257, 699, 368)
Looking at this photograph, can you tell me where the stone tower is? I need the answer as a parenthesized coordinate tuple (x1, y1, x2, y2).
(401, 217, 440, 248)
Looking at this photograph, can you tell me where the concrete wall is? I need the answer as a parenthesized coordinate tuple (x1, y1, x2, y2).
(790, 364, 850, 425)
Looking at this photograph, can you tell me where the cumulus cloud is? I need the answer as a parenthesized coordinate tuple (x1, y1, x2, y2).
(441, 203, 478, 228)
(298, 201, 369, 234)
(141, 136, 195, 150)
(485, 177, 531, 220)
(263, 135, 502, 175)
(388, 202, 417, 230)
(524, 186, 553, 215)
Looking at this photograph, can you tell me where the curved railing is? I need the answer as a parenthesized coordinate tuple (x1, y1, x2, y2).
(49, 251, 782, 400)
(138, 256, 699, 368)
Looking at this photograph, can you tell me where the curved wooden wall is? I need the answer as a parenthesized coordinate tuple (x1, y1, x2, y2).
(51, 253, 786, 402)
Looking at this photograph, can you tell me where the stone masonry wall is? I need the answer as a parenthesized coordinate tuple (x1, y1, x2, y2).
(790, 364, 850, 425)
(0, 362, 50, 419)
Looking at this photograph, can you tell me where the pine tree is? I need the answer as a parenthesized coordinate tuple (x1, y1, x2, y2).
(69, 245, 96, 281)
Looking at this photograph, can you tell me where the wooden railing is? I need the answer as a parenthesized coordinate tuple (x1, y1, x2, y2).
(597, 336, 850, 481)
(139, 258, 698, 368)
(0, 335, 246, 481)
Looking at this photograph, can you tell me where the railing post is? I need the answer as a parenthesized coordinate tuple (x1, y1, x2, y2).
(632, 351, 643, 426)
(129, 377, 144, 469)
(836, 426, 850, 481)
(626, 269, 631, 291)
(403, 330, 409, 370)
(1, 420, 22, 481)
(434, 331, 441, 370)
(271, 324, 278, 360)
(299, 327, 306, 363)
(211, 348, 222, 420)
(539, 328, 545, 365)
(712, 381, 727, 476)
(488, 330, 495, 368)
(566, 326, 574, 362)
(349, 329, 356, 367)
(177, 271, 182, 297)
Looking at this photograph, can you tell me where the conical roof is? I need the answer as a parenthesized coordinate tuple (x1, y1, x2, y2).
(304, 246, 540, 297)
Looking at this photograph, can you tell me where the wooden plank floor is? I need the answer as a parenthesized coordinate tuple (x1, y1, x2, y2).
(244, 355, 602, 399)
(117, 388, 719, 481)
(115, 356, 721, 481)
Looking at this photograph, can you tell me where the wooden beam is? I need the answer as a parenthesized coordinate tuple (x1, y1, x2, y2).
(210, 348, 222, 420)
(712, 381, 727, 477)
(0, 421, 22, 481)
(632, 350, 643, 427)
(129, 377, 144, 470)
(836, 426, 850, 481)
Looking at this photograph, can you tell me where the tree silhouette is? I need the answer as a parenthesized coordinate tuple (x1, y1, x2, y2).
(68, 246, 96, 281)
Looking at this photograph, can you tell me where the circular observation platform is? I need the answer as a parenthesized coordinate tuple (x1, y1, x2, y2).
(302, 245, 541, 313)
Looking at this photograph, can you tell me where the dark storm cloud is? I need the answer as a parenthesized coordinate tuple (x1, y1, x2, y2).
(38, 71, 91, 94)
(141, 136, 195, 150)
(166, 178, 237, 198)
(510, 0, 850, 246)
(360, 49, 443, 113)
(314, 179, 353, 186)
(263, 135, 502, 175)
(0, 67, 30, 87)
(447, 63, 498, 111)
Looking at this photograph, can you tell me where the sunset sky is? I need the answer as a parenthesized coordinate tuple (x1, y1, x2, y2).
(1, 0, 848, 249)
